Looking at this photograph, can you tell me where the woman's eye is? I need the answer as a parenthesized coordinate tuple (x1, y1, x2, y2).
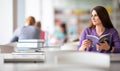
(94, 14, 98, 16)
(91, 15, 93, 17)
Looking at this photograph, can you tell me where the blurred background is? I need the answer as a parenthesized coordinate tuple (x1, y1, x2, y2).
(0, 0, 120, 46)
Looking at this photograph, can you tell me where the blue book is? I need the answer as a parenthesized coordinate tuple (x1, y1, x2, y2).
(86, 34, 110, 46)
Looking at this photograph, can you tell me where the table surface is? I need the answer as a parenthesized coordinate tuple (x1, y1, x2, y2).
(109, 53, 120, 62)
(2, 53, 120, 62)
(0, 63, 109, 71)
(3, 52, 45, 62)
(1, 53, 120, 71)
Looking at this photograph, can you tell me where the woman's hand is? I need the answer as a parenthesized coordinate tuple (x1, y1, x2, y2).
(96, 41, 110, 50)
(79, 39, 92, 51)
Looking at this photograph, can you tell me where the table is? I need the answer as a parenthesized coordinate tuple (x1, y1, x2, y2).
(1, 53, 120, 71)
(110, 53, 120, 71)
(3, 53, 45, 63)
(110, 54, 120, 61)
(0, 63, 108, 71)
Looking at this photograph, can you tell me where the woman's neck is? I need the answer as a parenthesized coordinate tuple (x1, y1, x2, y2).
(95, 25, 105, 36)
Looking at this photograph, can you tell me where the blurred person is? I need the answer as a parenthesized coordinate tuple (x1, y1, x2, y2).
(50, 22, 68, 46)
(35, 21, 45, 39)
(78, 6, 120, 53)
(10, 16, 40, 42)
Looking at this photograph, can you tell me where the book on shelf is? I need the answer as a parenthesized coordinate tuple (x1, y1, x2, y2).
(86, 34, 110, 46)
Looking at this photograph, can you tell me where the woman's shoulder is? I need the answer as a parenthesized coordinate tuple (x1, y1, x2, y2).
(18, 26, 39, 31)
(83, 27, 94, 33)
(108, 28, 118, 33)
(84, 27, 93, 30)
(109, 28, 117, 30)
(23, 25, 38, 29)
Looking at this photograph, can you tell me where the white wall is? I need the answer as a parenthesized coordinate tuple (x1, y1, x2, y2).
(0, 0, 14, 44)
(42, 0, 54, 33)
(25, 0, 42, 21)
(25, 0, 54, 32)
(17, 0, 25, 27)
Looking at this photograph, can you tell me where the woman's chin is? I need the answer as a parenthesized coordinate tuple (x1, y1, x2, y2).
(93, 23, 99, 25)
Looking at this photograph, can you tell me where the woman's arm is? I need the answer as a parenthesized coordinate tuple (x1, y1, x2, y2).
(111, 29, 120, 53)
(78, 28, 92, 51)
(79, 39, 92, 51)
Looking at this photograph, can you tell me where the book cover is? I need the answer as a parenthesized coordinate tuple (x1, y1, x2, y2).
(86, 34, 110, 46)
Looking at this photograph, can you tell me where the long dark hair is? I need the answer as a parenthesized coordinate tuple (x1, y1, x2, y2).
(89, 6, 114, 28)
(60, 23, 68, 42)
(60, 23, 67, 35)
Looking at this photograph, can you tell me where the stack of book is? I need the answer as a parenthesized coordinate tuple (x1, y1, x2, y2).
(15, 39, 45, 52)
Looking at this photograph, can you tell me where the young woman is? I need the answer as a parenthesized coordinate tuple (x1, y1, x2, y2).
(78, 6, 120, 53)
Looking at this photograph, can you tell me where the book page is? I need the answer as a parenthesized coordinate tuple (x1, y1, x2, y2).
(99, 34, 110, 43)
(86, 35, 99, 44)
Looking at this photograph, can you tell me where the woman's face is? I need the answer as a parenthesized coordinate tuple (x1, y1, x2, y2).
(91, 10, 102, 25)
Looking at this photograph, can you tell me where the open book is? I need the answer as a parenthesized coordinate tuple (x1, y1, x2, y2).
(86, 34, 110, 46)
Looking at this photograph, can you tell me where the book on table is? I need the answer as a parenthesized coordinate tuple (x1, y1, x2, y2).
(15, 39, 45, 52)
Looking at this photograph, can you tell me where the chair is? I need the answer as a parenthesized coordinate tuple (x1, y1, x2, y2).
(56, 52, 110, 69)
